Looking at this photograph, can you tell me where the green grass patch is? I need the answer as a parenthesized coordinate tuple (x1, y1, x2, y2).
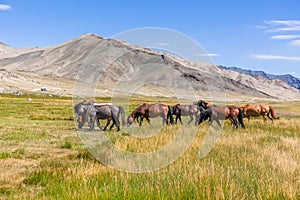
(0, 151, 12, 159)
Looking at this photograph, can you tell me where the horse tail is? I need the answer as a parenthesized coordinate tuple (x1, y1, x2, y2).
(168, 106, 174, 124)
(237, 108, 245, 128)
(119, 106, 126, 126)
(269, 106, 279, 120)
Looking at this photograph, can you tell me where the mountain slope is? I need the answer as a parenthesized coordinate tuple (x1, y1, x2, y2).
(0, 34, 299, 100)
(219, 66, 300, 90)
(0, 41, 39, 59)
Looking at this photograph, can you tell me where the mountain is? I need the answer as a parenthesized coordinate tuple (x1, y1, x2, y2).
(0, 33, 299, 100)
(219, 66, 300, 90)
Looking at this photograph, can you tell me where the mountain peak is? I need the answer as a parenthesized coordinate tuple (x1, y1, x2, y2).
(80, 33, 105, 40)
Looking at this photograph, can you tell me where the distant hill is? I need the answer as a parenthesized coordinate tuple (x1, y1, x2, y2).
(219, 66, 300, 90)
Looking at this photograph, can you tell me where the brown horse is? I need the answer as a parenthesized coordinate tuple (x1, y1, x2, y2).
(194, 100, 245, 128)
(171, 104, 199, 124)
(127, 103, 173, 127)
(238, 104, 279, 122)
(196, 105, 245, 128)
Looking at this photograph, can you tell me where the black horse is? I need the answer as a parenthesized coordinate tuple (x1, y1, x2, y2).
(170, 104, 199, 124)
(74, 101, 125, 131)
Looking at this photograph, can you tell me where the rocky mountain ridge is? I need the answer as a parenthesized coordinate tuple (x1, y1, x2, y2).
(219, 66, 300, 90)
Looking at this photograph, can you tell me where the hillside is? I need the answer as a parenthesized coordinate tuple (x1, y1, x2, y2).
(0, 33, 299, 100)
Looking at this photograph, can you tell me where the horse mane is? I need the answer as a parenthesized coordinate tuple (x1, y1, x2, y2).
(130, 104, 145, 117)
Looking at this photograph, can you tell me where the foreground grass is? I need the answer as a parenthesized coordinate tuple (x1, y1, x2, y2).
(0, 94, 299, 199)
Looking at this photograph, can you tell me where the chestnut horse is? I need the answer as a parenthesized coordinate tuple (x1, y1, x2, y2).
(194, 100, 245, 128)
(238, 104, 279, 122)
(127, 103, 173, 127)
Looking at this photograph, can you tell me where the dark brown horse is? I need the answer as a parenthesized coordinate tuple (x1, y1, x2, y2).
(238, 104, 279, 122)
(127, 103, 173, 127)
(194, 100, 245, 128)
(171, 104, 199, 124)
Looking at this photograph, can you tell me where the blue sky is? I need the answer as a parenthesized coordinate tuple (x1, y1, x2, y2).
(1, 0, 300, 77)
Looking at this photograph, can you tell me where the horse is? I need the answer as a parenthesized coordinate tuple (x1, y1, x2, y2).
(93, 104, 125, 131)
(237, 104, 279, 123)
(170, 104, 199, 124)
(127, 103, 173, 127)
(196, 105, 245, 128)
(74, 101, 125, 131)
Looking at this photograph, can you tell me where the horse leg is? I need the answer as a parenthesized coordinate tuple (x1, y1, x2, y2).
(267, 113, 274, 123)
(113, 117, 120, 131)
(195, 114, 200, 126)
(216, 119, 222, 127)
(78, 116, 85, 129)
(96, 117, 102, 130)
(247, 116, 250, 123)
(88, 116, 95, 131)
(187, 114, 193, 124)
(233, 118, 239, 128)
(139, 117, 144, 126)
(109, 120, 115, 130)
(103, 119, 111, 131)
(263, 115, 267, 123)
(111, 119, 120, 131)
(146, 117, 151, 125)
(209, 118, 213, 125)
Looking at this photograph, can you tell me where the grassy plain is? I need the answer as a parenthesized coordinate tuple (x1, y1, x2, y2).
(0, 94, 299, 199)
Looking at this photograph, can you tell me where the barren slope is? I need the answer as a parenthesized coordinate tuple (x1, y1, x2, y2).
(0, 33, 299, 100)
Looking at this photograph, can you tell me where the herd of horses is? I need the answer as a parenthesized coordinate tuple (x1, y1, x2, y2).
(74, 100, 279, 131)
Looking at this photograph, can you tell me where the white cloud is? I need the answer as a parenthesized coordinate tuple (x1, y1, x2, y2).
(252, 54, 300, 61)
(289, 40, 300, 46)
(271, 35, 300, 40)
(197, 53, 220, 57)
(0, 4, 11, 11)
(265, 20, 300, 26)
(264, 20, 300, 32)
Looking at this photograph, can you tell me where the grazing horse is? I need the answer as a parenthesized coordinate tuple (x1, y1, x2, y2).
(171, 104, 199, 124)
(238, 104, 279, 122)
(74, 101, 125, 131)
(127, 103, 173, 127)
(196, 105, 245, 128)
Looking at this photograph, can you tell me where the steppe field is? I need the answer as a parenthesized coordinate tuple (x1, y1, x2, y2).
(0, 94, 299, 200)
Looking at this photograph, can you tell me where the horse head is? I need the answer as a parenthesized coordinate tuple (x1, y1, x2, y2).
(127, 115, 134, 127)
